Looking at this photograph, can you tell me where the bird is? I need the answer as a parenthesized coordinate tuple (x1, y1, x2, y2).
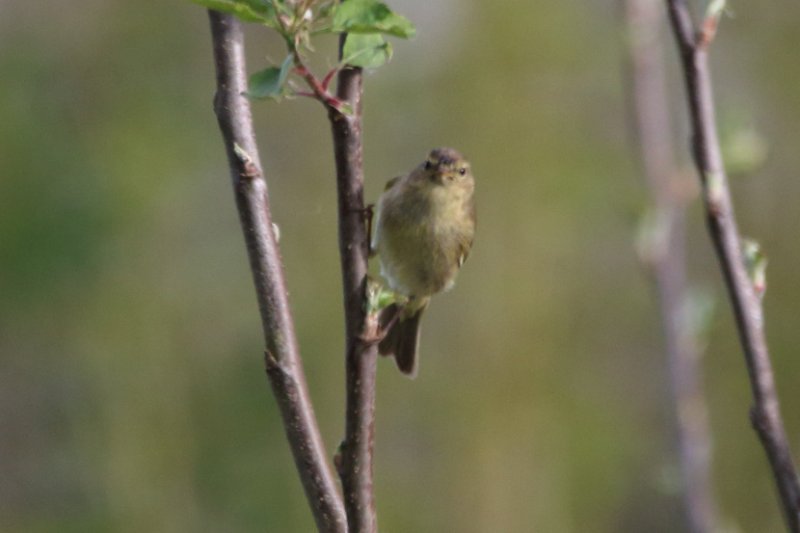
(372, 147, 476, 377)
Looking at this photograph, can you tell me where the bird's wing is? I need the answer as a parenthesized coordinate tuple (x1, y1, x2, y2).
(384, 175, 402, 191)
(457, 200, 476, 267)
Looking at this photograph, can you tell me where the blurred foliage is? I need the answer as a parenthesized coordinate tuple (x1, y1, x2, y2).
(2, 1, 800, 532)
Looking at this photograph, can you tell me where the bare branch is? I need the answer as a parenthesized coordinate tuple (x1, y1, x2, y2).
(663, 1, 800, 529)
(328, 33, 380, 533)
(624, 1, 720, 530)
(665, 0, 697, 55)
(207, 12, 347, 533)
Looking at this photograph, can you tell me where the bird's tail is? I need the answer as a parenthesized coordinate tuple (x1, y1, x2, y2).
(378, 300, 428, 378)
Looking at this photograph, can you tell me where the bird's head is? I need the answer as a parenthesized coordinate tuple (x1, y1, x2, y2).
(421, 147, 473, 186)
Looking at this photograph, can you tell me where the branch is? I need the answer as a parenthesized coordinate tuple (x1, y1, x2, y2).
(273, 9, 345, 113)
(207, 12, 347, 533)
(624, 1, 720, 530)
(664, 1, 800, 529)
(328, 34, 379, 533)
(293, 62, 344, 112)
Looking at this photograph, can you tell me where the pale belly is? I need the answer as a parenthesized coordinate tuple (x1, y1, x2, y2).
(377, 211, 469, 297)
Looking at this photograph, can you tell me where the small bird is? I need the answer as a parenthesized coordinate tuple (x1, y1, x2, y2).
(372, 147, 476, 377)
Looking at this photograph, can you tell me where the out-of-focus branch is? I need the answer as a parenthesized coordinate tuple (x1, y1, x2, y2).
(664, 1, 800, 529)
(624, 1, 719, 530)
(207, 11, 347, 533)
(328, 33, 379, 533)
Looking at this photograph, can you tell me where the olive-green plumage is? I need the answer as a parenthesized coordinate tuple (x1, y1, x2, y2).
(373, 147, 476, 377)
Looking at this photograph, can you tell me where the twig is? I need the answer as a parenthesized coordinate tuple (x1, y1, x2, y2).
(624, 1, 720, 530)
(328, 34, 379, 533)
(272, 6, 345, 113)
(293, 62, 344, 111)
(207, 12, 347, 533)
(664, 1, 800, 529)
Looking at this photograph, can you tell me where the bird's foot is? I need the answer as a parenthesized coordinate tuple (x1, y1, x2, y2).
(358, 303, 402, 347)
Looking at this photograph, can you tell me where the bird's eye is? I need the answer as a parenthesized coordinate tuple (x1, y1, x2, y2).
(458, 167, 467, 176)
(424, 160, 433, 170)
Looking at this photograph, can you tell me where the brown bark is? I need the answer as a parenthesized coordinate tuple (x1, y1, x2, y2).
(207, 11, 347, 533)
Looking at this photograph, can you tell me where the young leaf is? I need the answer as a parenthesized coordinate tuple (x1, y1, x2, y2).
(247, 55, 293, 99)
(365, 277, 405, 316)
(635, 207, 669, 265)
(721, 126, 768, 176)
(742, 238, 768, 299)
(342, 33, 392, 68)
(190, 0, 277, 26)
(705, 0, 727, 21)
(332, 0, 415, 38)
(680, 286, 716, 347)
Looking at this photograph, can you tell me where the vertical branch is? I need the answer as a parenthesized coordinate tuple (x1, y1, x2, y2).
(329, 33, 379, 533)
(664, 1, 800, 529)
(624, 1, 720, 530)
(207, 12, 347, 533)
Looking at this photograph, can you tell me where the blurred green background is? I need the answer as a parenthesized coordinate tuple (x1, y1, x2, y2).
(2, 1, 800, 531)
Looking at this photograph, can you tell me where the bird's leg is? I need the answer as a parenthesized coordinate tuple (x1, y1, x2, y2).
(359, 302, 403, 346)
(378, 304, 402, 336)
(362, 203, 376, 257)
(349, 203, 376, 256)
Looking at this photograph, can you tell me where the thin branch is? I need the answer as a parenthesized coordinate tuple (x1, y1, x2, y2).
(665, 0, 696, 54)
(624, 1, 720, 530)
(273, 7, 345, 114)
(328, 34, 379, 533)
(293, 62, 343, 111)
(207, 12, 347, 533)
(664, 1, 800, 530)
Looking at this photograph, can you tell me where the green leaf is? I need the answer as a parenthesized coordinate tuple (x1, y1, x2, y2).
(247, 55, 293, 99)
(634, 207, 669, 265)
(342, 33, 392, 68)
(375, 287, 403, 309)
(190, 0, 277, 26)
(680, 287, 716, 343)
(705, 0, 727, 21)
(332, 0, 415, 38)
(364, 277, 405, 316)
(722, 126, 768, 176)
(315, 1, 337, 19)
(742, 238, 768, 299)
